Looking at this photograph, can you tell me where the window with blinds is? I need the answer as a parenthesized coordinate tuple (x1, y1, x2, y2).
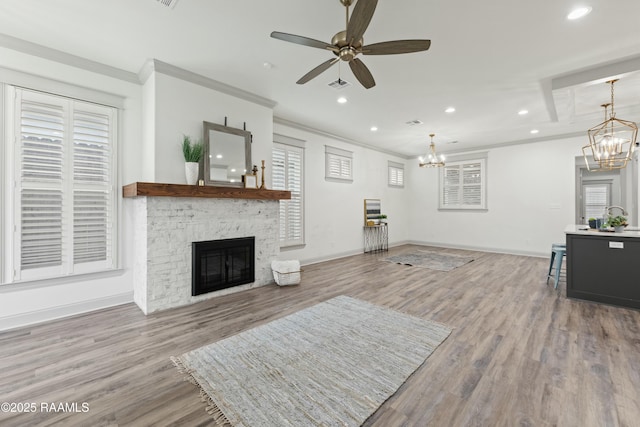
(439, 158, 487, 210)
(388, 161, 404, 188)
(325, 145, 353, 182)
(10, 87, 117, 282)
(582, 182, 611, 220)
(272, 143, 304, 247)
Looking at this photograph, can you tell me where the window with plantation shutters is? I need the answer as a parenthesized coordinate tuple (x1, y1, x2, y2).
(325, 145, 353, 182)
(272, 142, 304, 247)
(388, 161, 404, 188)
(439, 157, 487, 210)
(9, 87, 117, 282)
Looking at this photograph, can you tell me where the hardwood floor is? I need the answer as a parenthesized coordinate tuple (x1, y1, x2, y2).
(1, 244, 639, 426)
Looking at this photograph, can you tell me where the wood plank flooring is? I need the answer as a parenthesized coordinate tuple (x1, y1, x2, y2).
(1, 244, 639, 426)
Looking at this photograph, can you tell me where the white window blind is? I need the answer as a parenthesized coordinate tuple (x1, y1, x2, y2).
(10, 88, 117, 282)
(272, 143, 304, 247)
(583, 183, 610, 220)
(325, 145, 353, 182)
(388, 161, 404, 188)
(439, 158, 487, 210)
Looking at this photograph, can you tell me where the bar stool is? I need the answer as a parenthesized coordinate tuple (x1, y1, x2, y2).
(547, 243, 566, 289)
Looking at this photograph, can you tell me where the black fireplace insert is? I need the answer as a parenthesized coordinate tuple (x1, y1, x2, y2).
(192, 237, 255, 296)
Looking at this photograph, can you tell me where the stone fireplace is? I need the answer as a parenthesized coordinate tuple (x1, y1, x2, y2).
(124, 183, 290, 314)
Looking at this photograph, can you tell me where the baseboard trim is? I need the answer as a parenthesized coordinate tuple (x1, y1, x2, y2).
(301, 249, 364, 266)
(299, 240, 411, 266)
(0, 292, 133, 332)
(406, 240, 547, 258)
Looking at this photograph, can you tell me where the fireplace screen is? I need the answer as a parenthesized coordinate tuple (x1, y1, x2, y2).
(192, 237, 255, 296)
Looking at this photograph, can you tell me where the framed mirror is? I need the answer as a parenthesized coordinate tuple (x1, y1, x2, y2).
(203, 121, 252, 187)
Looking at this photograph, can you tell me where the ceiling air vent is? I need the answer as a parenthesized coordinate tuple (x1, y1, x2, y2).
(328, 78, 351, 90)
(156, 0, 179, 8)
(405, 119, 423, 126)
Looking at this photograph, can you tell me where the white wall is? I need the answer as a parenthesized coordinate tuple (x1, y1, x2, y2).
(273, 123, 411, 264)
(149, 72, 273, 184)
(0, 47, 143, 330)
(407, 136, 585, 257)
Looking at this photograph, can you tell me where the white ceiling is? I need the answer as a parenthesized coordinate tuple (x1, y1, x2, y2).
(1, 0, 640, 158)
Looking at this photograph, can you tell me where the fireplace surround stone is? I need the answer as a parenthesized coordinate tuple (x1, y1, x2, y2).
(127, 194, 280, 314)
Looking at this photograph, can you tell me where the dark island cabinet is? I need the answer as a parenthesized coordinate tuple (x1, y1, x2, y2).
(566, 232, 640, 309)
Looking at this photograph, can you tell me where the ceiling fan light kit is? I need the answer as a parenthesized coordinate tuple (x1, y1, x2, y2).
(582, 79, 637, 171)
(270, 0, 431, 89)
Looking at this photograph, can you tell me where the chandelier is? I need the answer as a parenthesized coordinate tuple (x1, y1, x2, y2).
(419, 133, 445, 168)
(582, 79, 637, 171)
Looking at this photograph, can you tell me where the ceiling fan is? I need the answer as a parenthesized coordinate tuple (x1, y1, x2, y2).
(270, 0, 431, 89)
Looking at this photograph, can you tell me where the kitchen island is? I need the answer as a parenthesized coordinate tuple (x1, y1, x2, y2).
(565, 224, 640, 309)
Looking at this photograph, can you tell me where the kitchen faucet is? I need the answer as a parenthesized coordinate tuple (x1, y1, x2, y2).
(603, 206, 628, 219)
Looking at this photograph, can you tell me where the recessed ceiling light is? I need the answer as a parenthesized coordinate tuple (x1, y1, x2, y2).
(445, 107, 456, 113)
(230, 168, 236, 173)
(530, 129, 539, 134)
(567, 6, 592, 20)
(518, 109, 529, 115)
(370, 126, 378, 131)
(262, 61, 273, 69)
(216, 154, 223, 159)
(337, 97, 347, 104)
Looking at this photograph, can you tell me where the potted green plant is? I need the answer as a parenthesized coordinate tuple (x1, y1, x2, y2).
(182, 135, 203, 185)
(608, 215, 628, 233)
(378, 214, 388, 224)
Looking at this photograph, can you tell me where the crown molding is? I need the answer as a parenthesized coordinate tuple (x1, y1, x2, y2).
(273, 116, 410, 160)
(0, 32, 140, 84)
(435, 131, 585, 157)
(139, 59, 277, 109)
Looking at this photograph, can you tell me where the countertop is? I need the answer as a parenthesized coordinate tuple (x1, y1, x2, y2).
(565, 224, 640, 239)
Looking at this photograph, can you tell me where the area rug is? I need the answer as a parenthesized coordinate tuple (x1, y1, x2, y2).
(171, 295, 451, 427)
(383, 250, 474, 271)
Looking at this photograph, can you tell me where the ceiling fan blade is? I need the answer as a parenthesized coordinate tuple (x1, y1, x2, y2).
(362, 39, 431, 55)
(346, 0, 378, 45)
(271, 31, 336, 51)
(297, 58, 339, 85)
(349, 58, 376, 89)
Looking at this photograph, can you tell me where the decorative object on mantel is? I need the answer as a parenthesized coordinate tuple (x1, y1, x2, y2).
(259, 160, 267, 190)
(419, 133, 445, 168)
(171, 296, 451, 427)
(182, 135, 203, 185)
(582, 79, 638, 171)
(243, 173, 258, 189)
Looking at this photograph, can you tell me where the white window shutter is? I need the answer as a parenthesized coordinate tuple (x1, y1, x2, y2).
(325, 146, 353, 182)
(388, 162, 405, 188)
(272, 143, 304, 247)
(73, 105, 114, 266)
(440, 158, 486, 210)
(11, 88, 117, 281)
(16, 92, 68, 277)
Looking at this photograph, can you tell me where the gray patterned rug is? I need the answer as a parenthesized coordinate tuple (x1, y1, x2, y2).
(171, 295, 451, 427)
(383, 250, 474, 271)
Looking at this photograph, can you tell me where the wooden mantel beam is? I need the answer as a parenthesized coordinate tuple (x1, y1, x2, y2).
(122, 182, 291, 200)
